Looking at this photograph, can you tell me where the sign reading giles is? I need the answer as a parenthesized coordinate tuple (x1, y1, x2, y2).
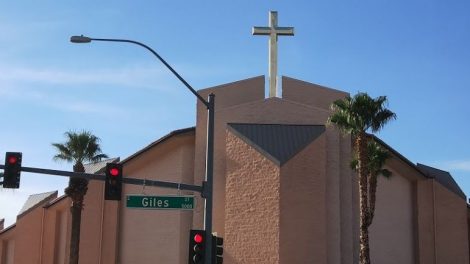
(126, 195, 195, 210)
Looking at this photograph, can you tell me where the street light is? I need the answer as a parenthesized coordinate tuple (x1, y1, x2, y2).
(70, 35, 215, 264)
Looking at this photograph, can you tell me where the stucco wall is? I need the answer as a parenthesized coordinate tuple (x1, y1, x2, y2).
(80, 180, 106, 264)
(13, 194, 58, 264)
(282, 76, 348, 110)
(41, 197, 69, 264)
(280, 133, 327, 264)
(225, 131, 280, 264)
(434, 182, 469, 264)
(119, 132, 195, 264)
(195, 76, 335, 236)
(368, 167, 416, 264)
(194, 76, 265, 232)
(0, 227, 15, 264)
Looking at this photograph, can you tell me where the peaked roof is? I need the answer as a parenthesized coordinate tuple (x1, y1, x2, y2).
(84, 157, 120, 174)
(121, 127, 195, 165)
(417, 163, 466, 199)
(227, 123, 325, 166)
(18, 191, 57, 218)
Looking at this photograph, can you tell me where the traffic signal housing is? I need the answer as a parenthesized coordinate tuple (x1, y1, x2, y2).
(3, 152, 22, 188)
(188, 229, 206, 264)
(104, 162, 122, 200)
(212, 235, 223, 264)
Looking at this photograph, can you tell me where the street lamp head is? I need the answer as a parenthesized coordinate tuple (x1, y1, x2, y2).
(70, 35, 92, 43)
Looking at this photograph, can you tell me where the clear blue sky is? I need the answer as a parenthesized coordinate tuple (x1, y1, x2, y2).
(1, 1, 469, 225)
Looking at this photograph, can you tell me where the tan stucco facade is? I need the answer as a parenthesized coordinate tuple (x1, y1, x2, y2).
(1, 76, 468, 264)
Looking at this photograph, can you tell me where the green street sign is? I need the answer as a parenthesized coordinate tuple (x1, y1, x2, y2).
(126, 195, 194, 210)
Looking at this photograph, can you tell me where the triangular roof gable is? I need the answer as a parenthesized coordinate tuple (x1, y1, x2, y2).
(417, 163, 466, 200)
(121, 127, 195, 165)
(227, 123, 325, 166)
(17, 191, 58, 219)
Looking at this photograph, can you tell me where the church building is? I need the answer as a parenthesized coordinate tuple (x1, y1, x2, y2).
(1, 11, 469, 264)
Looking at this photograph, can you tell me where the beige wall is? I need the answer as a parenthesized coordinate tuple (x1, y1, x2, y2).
(369, 166, 415, 264)
(225, 131, 281, 264)
(434, 181, 469, 264)
(0, 227, 15, 264)
(282, 76, 348, 111)
(41, 197, 70, 264)
(280, 133, 327, 264)
(119, 132, 195, 264)
(80, 180, 119, 264)
(1, 76, 469, 264)
(195, 76, 336, 236)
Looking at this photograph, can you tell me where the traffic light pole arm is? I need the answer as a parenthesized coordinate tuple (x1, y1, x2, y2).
(84, 37, 210, 109)
(0, 165, 203, 193)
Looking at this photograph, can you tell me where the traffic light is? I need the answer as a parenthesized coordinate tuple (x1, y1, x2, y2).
(3, 152, 22, 188)
(104, 162, 122, 200)
(212, 235, 223, 264)
(188, 229, 206, 264)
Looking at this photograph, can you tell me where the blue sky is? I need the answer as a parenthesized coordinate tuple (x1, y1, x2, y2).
(1, 1, 469, 225)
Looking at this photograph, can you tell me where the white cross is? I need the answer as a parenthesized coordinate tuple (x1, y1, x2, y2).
(253, 11, 294, 98)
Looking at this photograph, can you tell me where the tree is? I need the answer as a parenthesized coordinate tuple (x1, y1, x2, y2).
(351, 140, 392, 226)
(327, 92, 396, 264)
(52, 131, 108, 264)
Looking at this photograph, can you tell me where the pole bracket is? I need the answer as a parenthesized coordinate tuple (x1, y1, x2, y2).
(201, 181, 209, 198)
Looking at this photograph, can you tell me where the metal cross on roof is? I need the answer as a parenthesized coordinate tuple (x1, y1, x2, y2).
(252, 11, 294, 98)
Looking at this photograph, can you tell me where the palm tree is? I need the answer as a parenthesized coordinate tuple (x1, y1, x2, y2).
(327, 92, 396, 264)
(351, 140, 392, 226)
(52, 130, 108, 264)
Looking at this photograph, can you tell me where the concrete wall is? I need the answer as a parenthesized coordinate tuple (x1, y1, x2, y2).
(119, 132, 195, 264)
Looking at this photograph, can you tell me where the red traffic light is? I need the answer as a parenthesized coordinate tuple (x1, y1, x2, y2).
(8, 156, 18, 164)
(194, 233, 203, 243)
(109, 168, 120, 177)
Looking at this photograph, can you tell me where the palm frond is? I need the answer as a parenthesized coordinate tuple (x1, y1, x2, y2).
(52, 130, 108, 165)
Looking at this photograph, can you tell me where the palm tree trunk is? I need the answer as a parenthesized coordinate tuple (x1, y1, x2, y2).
(69, 193, 83, 264)
(66, 163, 88, 264)
(368, 174, 378, 227)
(357, 132, 371, 264)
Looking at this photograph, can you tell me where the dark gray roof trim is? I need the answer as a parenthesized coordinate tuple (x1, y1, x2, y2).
(417, 163, 466, 200)
(227, 123, 325, 166)
(121, 127, 195, 165)
(373, 135, 466, 200)
(0, 223, 16, 235)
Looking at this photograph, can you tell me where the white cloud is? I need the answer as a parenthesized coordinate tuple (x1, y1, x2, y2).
(443, 160, 470, 172)
(431, 159, 470, 173)
(0, 65, 171, 90)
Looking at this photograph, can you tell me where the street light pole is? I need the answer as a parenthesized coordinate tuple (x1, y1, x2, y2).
(70, 35, 215, 264)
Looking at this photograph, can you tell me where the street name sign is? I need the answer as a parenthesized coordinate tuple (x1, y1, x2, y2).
(126, 195, 194, 210)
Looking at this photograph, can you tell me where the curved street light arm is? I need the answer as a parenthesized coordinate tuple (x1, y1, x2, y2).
(72, 36, 209, 108)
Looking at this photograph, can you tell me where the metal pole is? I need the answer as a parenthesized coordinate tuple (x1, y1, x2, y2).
(204, 93, 215, 264)
(71, 36, 217, 264)
(0, 164, 203, 193)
